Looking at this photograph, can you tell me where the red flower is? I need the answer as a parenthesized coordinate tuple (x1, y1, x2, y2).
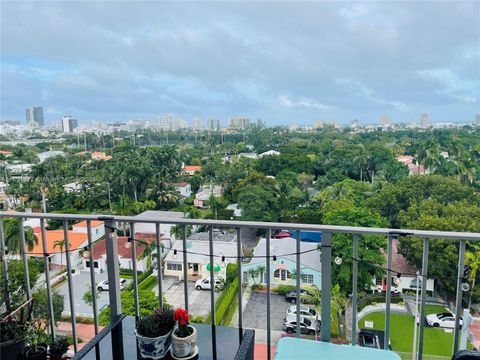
(174, 308, 189, 326)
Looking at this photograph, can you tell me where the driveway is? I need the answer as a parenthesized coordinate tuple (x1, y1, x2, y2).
(156, 276, 219, 319)
(56, 271, 131, 317)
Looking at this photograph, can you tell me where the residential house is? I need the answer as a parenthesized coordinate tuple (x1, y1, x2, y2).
(63, 182, 83, 193)
(226, 203, 242, 217)
(37, 150, 65, 163)
(372, 239, 434, 294)
(91, 151, 112, 161)
(132, 210, 184, 248)
(396, 155, 429, 176)
(241, 237, 321, 288)
(259, 150, 280, 157)
(171, 182, 192, 198)
(194, 185, 222, 208)
(72, 220, 105, 242)
(183, 165, 202, 176)
(83, 236, 151, 273)
(6, 163, 32, 175)
(164, 230, 238, 281)
(27, 229, 88, 269)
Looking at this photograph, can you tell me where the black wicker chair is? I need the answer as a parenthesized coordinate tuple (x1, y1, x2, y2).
(234, 329, 255, 360)
(452, 350, 480, 360)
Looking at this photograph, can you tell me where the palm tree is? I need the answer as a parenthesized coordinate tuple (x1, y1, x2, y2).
(353, 145, 368, 182)
(465, 244, 480, 310)
(255, 265, 266, 284)
(3, 218, 37, 253)
(53, 239, 66, 268)
(246, 267, 260, 286)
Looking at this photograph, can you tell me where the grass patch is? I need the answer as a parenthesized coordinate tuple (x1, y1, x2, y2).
(138, 275, 157, 292)
(359, 304, 470, 357)
(223, 293, 238, 326)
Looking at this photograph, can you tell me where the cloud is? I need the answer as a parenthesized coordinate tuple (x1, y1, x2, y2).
(418, 68, 478, 103)
(278, 95, 335, 110)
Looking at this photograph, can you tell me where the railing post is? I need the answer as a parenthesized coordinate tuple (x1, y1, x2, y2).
(40, 218, 56, 339)
(384, 235, 394, 350)
(182, 225, 189, 312)
(129, 222, 139, 318)
(321, 231, 332, 342)
(104, 219, 122, 322)
(208, 226, 217, 360)
(351, 234, 359, 345)
(86, 220, 99, 335)
(453, 240, 466, 355)
(155, 223, 164, 308)
(266, 229, 272, 360)
(63, 220, 78, 353)
(417, 237, 429, 360)
(236, 227, 243, 343)
(18, 218, 32, 301)
(0, 218, 11, 313)
(296, 230, 301, 338)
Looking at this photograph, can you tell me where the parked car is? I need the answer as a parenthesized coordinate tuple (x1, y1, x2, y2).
(97, 278, 126, 291)
(285, 289, 309, 303)
(426, 312, 462, 328)
(358, 329, 387, 349)
(282, 317, 319, 335)
(286, 305, 318, 322)
(195, 278, 222, 290)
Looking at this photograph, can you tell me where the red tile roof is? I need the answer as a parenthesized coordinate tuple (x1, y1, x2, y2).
(28, 230, 87, 256)
(390, 239, 417, 275)
(90, 236, 154, 260)
(184, 165, 201, 172)
(74, 220, 104, 228)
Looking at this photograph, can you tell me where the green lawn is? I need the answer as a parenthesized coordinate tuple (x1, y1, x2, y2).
(359, 305, 455, 357)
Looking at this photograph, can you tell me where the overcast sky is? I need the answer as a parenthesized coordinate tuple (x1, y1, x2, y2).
(1, 1, 479, 126)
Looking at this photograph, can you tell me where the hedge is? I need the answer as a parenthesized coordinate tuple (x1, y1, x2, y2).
(357, 294, 403, 312)
(206, 277, 238, 325)
(274, 285, 295, 295)
(138, 275, 157, 292)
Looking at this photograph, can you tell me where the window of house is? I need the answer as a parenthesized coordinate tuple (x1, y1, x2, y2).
(274, 269, 280, 278)
(167, 263, 182, 271)
(188, 263, 193, 269)
(375, 277, 383, 286)
(301, 274, 314, 284)
(281, 270, 291, 281)
(94, 261, 99, 268)
(96, 228, 99, 235)
(86, 260, 90, 268)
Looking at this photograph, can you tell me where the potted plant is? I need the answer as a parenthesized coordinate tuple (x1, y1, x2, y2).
(171, 308, 197, 359)
(48, 336, 69, 360)
(135, 307, 175, 359)
(0, 300, 33, 360)
(22, 320, 49, 360)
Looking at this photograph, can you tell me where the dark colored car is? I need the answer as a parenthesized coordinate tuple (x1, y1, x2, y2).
(358, 329, 387, 350)
(285, 289, 309, 303)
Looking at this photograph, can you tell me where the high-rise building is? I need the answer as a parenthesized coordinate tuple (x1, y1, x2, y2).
(380, 115, 391, 128)
(157, 114, 187, 131)
(62, 115, 78, 133)
(228, 117, 250, 130)
(25, 106, 44, 127)
(207, 118, 220, 131)
(475, 114, 480, 126)
(192, 117, 202, 130)
(420, 113, 429, 128)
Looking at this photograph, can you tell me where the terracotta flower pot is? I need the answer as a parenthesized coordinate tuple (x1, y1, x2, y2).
(171, 325, 197, 358)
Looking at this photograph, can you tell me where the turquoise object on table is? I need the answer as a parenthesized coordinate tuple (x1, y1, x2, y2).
(274, 337, 402, 360)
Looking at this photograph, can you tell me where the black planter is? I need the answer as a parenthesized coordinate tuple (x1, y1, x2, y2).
(1, 338, 26, 360)
(22, 343, 48, 360)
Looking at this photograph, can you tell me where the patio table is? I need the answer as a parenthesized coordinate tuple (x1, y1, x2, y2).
(274, 337, 402, 360)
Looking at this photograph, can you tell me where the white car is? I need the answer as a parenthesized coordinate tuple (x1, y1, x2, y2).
(286, 305, 318, 323)
(195, 278, 222, 290)
(282, 317, 319, 335)
(97, 278, 127, 291)
(426, 312, 463, 328)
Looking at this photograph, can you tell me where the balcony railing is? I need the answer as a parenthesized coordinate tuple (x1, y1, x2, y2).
(1, 211, 479, 360)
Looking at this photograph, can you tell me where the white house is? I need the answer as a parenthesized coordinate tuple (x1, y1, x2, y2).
(241, 237, 321, 288)
(133, 210, 184, 246)
(164, 231, 238, 281)
(37, 150, 65, 163)
(171, 182, 192, 198)
(372, 239, 435, 294)
(72, 220, 105, 242)
(6, 163, 33, 175)
(183, 165, 202, 176)
(194, 185, 222, 208)
(63, 182, 83, 193)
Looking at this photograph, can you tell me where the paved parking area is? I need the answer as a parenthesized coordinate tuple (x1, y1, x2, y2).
(157, 276, 219, 318)
(243, 292, 291, 331)
(56, 271, 131, 316)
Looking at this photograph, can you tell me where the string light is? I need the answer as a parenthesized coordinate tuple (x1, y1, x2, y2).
(461, 278, 470, 292)
(124, 238, 132, 249)
(334, 256, 343, 265)
(109, 231, 118, 241)
(82, 246, 90, 259)
(172, 249, 178, 260)
(272, 255, 277, 265)
(221, 256, 226, 268)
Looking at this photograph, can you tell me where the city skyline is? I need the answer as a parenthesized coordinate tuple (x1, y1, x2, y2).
(1, 2, 479, 125)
